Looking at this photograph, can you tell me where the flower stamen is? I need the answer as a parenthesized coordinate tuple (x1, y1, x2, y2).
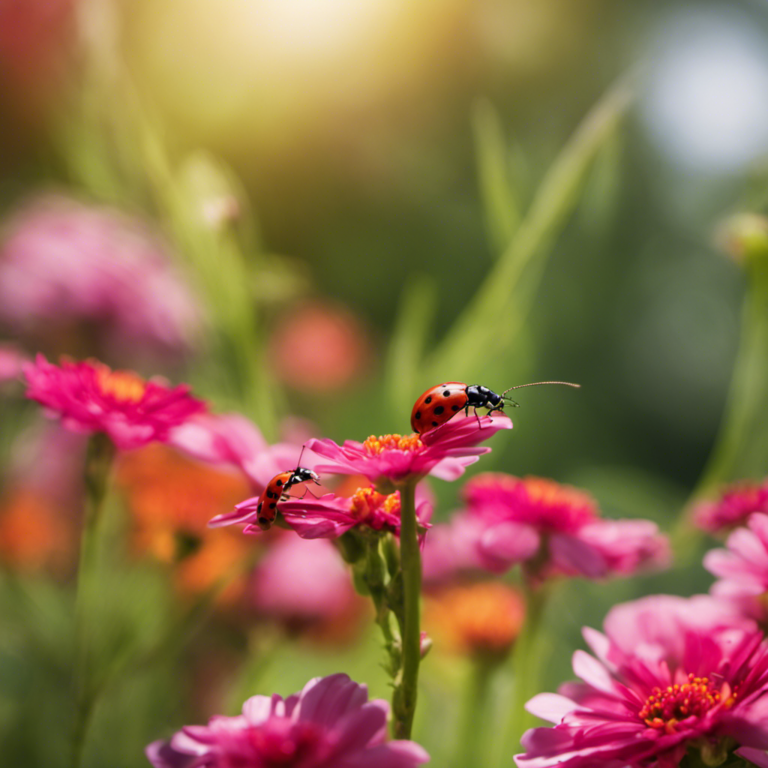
(350, 486, 401, 521)
(362, 433, 423, 456)
(639, 674, 734, 733)
(96, 365, 147, 403)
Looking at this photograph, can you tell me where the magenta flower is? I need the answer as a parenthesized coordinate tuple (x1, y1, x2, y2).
(306, 414, 512, 492)
(693, 481, 768, 534)
(251, 535, 359, 625)
(453, 474, 670, 580)
(260, 486, 432, 539)
(0, 195, 199, 360)
(705, 513, 768, 622)
(516, 595, 768, 768)
(24, 355, 206, 451)
(146, 673, 429, 768)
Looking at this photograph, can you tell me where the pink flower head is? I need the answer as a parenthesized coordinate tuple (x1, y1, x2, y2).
(251, 535, 358, 624)
(146, 673, 429, 768)
(0, 195, 199, 360)
(516, 595, 768, 768)
(306, 414, 512, 493)
(269, 485, 432, 540)
(0, 343, 27, 383)
(705, 513, 768, 622)
(458, 474, 670, 581)
(24, 355, 206, 450)
(693, 481, 768, 534)
(169, 412, 312, 492)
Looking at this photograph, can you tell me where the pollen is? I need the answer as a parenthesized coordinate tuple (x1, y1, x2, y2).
(639, 674, 735, 732)
(96, 365, 147, 403)
(349, 486, 400, 520)
(362, 433, 423, 456)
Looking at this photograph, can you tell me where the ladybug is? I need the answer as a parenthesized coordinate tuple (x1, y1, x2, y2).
(253, 467, 320, 531)
(410, 381, 580, 435)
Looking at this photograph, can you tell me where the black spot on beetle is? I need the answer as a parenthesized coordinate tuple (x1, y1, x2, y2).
(425, 395, 432, 404)
(432, 421, 439, 427)
(443, 390, 451, 397)
(433, 405, 444, 415)
(258, 517, 269, 525)
(267, 491, 277, 499)
(415, 411, 421, 420)
(269, 502, 276, 509)
(276, 479, 283, 486)
(452, 404, 461, 411)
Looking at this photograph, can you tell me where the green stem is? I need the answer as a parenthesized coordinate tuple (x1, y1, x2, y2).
(72, 433, 116, 768)
(392, 480, 422, 740)
(458, 658, 497, 768)
(364, 536, 400, 678)
(502, 583, 549, 763)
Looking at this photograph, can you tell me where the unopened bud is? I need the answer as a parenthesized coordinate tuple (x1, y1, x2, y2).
(716, 213, 768, 267)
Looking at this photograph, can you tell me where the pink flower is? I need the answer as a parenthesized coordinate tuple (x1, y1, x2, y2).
(705, 513, 768, 622)
(263, 486, 432, 539)
(693, 481, 768, 534)
(251, 535, 360, 625)
(306, 414, 512, 492)
(454, 474, 670, 580)
(516, 595, 768, 768)
(24, 355, 206, 450)
(0, 344, 27, 383)
(146, 673, 429, 768)
(0, 195, 199, 360)
(169, 412, 309, 490)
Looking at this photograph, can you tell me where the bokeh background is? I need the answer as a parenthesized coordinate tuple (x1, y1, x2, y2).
(2, 0, 768, 766)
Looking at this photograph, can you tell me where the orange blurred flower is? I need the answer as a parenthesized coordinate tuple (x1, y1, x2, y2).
(117, 444, 254, 603)
(0, 487, 73, 572)
(424, 581, 525, 661)
(268, 301, 371, 393)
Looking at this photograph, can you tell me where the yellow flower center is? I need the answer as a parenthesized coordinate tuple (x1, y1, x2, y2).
(362, 433, 423, 456)
(96, 366, 147, 403)
(349, 486, 400, 520)
(638, 674, 737, 733)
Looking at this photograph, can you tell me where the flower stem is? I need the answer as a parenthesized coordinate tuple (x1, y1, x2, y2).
(393, 479, 422, 740)
(458, 657, 496, 768)
(72, 433, 116, 768)
(501, 583, 549, 764)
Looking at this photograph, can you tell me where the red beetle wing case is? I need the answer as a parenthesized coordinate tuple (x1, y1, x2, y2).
(410, 381, 468, 433)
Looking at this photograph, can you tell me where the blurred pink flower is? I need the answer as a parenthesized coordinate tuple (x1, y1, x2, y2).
(24, 355, 206, 450)
(307, 414, 512, 492)
(450, 474, 670, 581)
(168, 412, 312, 492)
(693, 481, 768, 535)
(260, 486, 432, 539)
(251, 535, 359, 626)
(516, 595, 768, 768)
(269, 301, 372, 393)
(146, 673, 429, 768)
(0, 343, 27, 383)
(705, 513, 768, 622)
(0, 195, 200, 360)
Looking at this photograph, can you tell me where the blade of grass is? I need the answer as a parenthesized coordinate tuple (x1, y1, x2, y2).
(385, 275, 438, 419)
(473, 98, 522, 255)
(426, 80, 633, 382)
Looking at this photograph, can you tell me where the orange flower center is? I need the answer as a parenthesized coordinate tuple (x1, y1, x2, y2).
(96, 366, 147, 403)
(639, 674, 737, 733)
(349, 486, 400, 520)
(523, 476, 595, 510)
(362, 433, 423, 456)
(424, 582, 525, 658)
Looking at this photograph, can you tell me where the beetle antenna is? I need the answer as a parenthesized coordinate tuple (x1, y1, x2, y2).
(501, 381, 581, 400)
(296, 443, 307, 469)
